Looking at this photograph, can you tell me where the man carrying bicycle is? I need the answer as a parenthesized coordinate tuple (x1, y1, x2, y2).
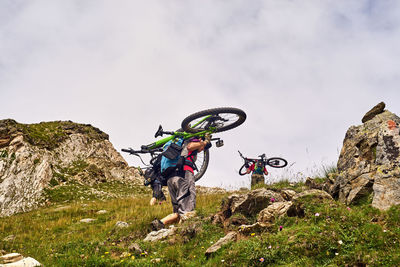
(246, 160, 269, 188)
(151, 134, 212, 230)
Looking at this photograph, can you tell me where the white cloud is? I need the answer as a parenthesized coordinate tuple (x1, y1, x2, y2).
(1, 0, 400, 188)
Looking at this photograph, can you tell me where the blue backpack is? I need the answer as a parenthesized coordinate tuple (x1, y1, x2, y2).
(160, 137, 185, 179)
(253, 161, 265, 175)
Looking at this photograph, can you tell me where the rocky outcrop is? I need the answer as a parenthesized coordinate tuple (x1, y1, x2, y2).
(0, 119, 141, 217)
(331, 104, 400, 210)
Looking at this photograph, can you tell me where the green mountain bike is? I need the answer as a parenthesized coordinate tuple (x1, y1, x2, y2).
(122, 107, 247, 181)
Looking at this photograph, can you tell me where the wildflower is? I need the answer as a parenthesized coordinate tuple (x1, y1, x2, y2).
(259, 257, 264, 262)
(338, 240, 343, 245)
(383, 230, 387, 233)
(251, 233, 256, 236)
(131, 256, 135, 260)
(221, 259, 225, 262)
(347, 207, 351, 211)
(201, 246, 204, 249)
(268, 245, 272, 249)
(315, 213, 320, 217)
(279, 226, 283, 231)
(270, 198, 275, 202)
(112, 242, 116, 245)
(104, 252, 109, 255)
(101, 255, 104, 258)
(335, 252, 339, 256)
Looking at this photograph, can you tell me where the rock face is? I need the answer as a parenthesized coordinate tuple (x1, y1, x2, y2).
(0, 119, 140, 217)
(331, 105, 400, 210)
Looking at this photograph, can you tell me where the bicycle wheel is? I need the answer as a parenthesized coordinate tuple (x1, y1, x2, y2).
(266, 157, 288, 168)
(181, 107, 246, 133)
(238, 164, 248, 176)
(194, 149, 210, 182)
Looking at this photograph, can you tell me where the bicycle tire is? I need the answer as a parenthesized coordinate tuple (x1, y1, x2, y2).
(238, 164, 248, 176)
(266, 157, 288, 168)
(181, 107, 246, 133)
(194, 149, 210, 182)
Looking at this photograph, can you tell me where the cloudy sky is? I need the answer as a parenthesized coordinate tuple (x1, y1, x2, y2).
(1, 0, 399, 189)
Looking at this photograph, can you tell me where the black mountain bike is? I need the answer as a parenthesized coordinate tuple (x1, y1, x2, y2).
(122, 107, 247, 182)
(238, 150, 287, 176)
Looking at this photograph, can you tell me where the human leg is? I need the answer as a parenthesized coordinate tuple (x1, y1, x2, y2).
(251, 174, 265, 188)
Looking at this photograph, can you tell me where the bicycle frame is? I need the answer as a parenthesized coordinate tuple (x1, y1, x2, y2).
(144, 126, 216, 150)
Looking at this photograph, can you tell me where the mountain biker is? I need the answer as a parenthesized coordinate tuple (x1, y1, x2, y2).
(246, 160, 269, 188)
(151, 134, 212, 230)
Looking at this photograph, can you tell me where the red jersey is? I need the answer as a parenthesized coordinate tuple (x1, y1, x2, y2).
(249, 163, 267, 174)
(183, 151, 195, 173)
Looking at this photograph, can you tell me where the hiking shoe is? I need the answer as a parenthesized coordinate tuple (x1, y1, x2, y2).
(151, 219, 165, 231)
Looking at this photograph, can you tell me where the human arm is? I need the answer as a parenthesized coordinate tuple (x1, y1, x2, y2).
(187, 139, 210, 152)
(264, 167, 269, 176)
(246, 163, 254, 174)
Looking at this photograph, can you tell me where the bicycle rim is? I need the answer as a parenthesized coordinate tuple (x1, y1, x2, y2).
(266, 157, 288, 168)
(239, 164, 248, 176)
(194, 149, 210, 182)
(181, 107, 246, 133)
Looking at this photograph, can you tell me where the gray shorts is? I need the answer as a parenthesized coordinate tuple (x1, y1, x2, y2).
(167, 171, 196, 215)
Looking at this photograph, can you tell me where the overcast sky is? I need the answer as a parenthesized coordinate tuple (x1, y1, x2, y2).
(1, 1, 400, 189)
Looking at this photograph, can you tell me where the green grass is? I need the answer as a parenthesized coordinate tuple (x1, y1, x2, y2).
(1, 184, 400, 266)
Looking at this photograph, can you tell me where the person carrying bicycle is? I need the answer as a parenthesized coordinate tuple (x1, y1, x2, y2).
(246, 160, 269, 188)
(151, 134, 212, 231)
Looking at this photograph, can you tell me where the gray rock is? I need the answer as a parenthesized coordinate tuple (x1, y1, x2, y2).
(372, 176, 400, 210)
(128, 243, 142, 254)
(96, 210, 107, 214)
(0, 253, 23, 264)
(292, 189, 333, 202)
(230, 188, 283, 216)
(1, 256, 41, 266)
(362, 102, 385, 123)
(205, 232, 237, 257)
(333, 109, 400, 209)
(53, 206, 71, 212)
(80, 218, 95, 223)
(144, 228, 175, 242)
(281, 189, 297, 201)
(115, 221, 129, 229)
(257, 201, 292, 223)
(2, 235, 15, 242)
(238, 222, 270, 233)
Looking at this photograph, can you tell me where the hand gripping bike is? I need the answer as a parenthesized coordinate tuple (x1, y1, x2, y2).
(122, 107, 247, 182)
(238, 150, 287, 176)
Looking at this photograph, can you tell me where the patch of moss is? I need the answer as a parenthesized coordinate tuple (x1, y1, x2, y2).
(0, 150, 7, 158)
(0, 119, 109, 150)
(49, 177, 60, 187)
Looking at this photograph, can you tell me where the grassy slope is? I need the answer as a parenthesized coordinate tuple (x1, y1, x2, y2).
(1, 182, 400, 266)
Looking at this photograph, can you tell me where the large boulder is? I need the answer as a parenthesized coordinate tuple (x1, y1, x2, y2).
(0, 119, 141, 217)
(332, 104, 400, 209)
(211, 188, 283, 224)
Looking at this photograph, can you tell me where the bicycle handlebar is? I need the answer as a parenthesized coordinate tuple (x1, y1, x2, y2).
(121, 148, 162, 154)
